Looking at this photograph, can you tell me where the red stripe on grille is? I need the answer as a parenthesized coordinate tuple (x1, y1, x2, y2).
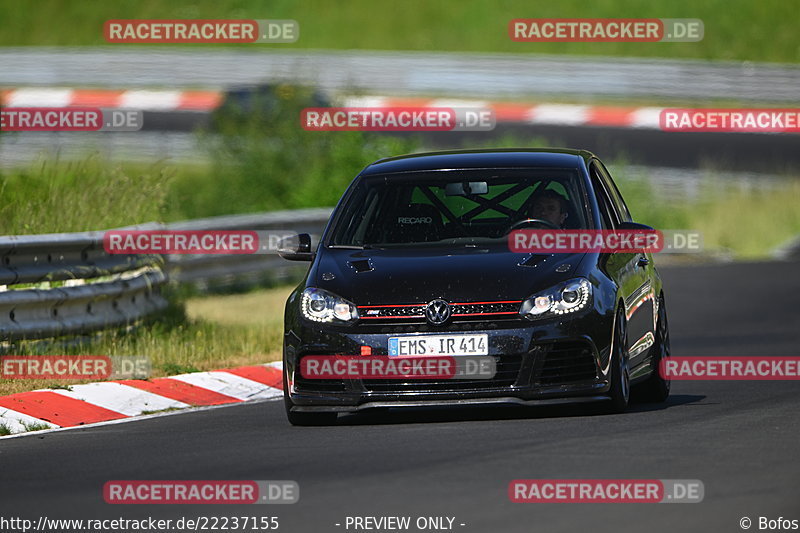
(452, 311, 519, 317)
(451, 300, 522, 305)
(360, 315, 421, 319)
(358, 304, 424, 309)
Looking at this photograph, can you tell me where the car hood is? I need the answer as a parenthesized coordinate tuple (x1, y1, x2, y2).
(311, 246, 587, 304)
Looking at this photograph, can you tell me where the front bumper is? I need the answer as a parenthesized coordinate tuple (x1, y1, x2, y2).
(292, 395, 611, 413)
(284, 314, 613, 413)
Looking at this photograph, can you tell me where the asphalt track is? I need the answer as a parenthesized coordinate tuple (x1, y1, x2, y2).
(1, 260, 799, 532)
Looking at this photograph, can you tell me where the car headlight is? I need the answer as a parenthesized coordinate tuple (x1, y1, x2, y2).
(519, 278, 592, 320)
(301, 288, 359, 324)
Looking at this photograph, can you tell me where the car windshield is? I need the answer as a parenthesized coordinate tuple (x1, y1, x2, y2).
(328, 168, 590, 248)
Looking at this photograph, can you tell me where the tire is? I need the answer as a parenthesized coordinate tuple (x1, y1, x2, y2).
(634, 294, 671, 403)
(283, 366, 338, 426)
(604, 307, 631, 413)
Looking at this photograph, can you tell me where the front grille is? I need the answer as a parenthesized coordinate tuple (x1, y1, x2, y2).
(359, 304, 425, 320)
(534, 342, 598, 386)
(363, 354, 522, 392)
(358, 300, 521, 324)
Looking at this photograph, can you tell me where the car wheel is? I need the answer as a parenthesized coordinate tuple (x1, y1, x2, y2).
(283, 366, 338, 426)
(605, 308, 630, 413)
(634, 294, 671, 403)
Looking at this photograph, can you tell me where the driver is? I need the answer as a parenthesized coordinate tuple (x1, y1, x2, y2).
(529, 190, 569, 228)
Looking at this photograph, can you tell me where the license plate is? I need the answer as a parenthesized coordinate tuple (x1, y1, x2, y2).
(388, 334, 488, 356)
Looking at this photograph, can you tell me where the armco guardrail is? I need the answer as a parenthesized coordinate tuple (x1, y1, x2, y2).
(164, 208, 333, 289)
(0, 227, 167, 341)
(0, 208, 332, 342)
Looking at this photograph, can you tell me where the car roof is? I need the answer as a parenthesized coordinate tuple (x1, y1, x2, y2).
(360, 148, 595, 176)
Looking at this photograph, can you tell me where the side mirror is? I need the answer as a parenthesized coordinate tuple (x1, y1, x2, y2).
(617, 221, 655, 231)
(277, 233, 313, 261)
(615, 221, 657, 257)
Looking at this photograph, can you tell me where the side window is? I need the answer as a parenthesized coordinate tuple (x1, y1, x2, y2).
(596, 161, 632, 222)
(589, 162, 619, 229)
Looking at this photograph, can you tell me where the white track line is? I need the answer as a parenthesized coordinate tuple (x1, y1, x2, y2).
(629, 107, 665, 129)
(7, 88, 73, 107)
(529, 104, 590, 125)
(119, 90, 181, 111)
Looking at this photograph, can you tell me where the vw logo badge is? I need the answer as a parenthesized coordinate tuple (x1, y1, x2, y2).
(425, 299, 451, 325)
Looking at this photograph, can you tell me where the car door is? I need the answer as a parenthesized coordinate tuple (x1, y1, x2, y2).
(589, 161, 652, 375)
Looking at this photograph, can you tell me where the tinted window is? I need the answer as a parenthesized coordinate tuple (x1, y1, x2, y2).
(328, 168, 589, 247)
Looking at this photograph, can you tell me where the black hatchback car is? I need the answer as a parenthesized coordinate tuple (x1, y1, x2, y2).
(279, 149, 670, 425)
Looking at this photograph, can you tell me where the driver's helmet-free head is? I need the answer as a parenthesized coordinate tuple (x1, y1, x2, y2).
(528, 189, 569, 228)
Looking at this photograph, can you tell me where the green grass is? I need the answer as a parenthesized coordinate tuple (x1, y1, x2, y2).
(159, 362, 200, 375)
(0, 418, 53, 437)
(687, 182, 800, 259)
(0, 157, 173, 235)
(46, 384, 73, 391)
(14, 135, 416, 226)
(20, 421, 52, 432)
(0, 0, 797, 63)
(140, 407, 183, 415)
